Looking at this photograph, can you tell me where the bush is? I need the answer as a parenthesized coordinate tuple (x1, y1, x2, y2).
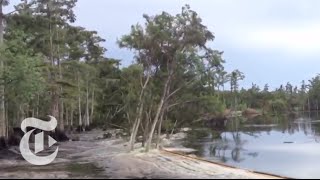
(238, 103, 248, 111)
(270, 99, 288, 113)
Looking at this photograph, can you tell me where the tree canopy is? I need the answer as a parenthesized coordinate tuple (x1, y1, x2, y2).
(0, 1, 318, 151)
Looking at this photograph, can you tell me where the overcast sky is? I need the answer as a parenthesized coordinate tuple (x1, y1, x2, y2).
(6, 0, 320, 89)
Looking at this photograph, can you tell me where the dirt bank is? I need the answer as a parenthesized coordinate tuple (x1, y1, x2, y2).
(0, 130, 285, 179)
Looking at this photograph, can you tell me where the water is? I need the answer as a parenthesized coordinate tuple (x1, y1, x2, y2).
(184, 113, 320, 179)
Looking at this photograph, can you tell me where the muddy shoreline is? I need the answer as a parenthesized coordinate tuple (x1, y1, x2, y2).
(0, 130, 284, 179)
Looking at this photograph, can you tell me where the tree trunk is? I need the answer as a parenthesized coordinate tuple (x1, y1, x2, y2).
(145, 95, 165, 152)
(36, 93, 40, 117)
(5, 100, 8, 137)
(57, 26, 64, 132)
(142, 111, 151, 147)
(156, 110, 165, 149)
(59, 101, 64, 131)
(170, 119, 178, 139)
(78, 96, 82, 129)
(51, 93, 59, 124)
(130, 102, 146, 150)
(48, 2, 59, 127)
(66, 107, 69, 131)
(70, 108, 74, 130)
(78, 72, 82, 129)
(0, 3, 6, 138)
(145, 74, 171, 152)
(235, 94, 238, 111)
(129, 71, 150, 151)
(85, 80, 89, 127)
(90, 89, 95, 125)
(20, 105, 25, 123)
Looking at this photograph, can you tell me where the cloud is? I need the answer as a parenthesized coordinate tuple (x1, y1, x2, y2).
(180, 0, 320, 58)
(240, 24, 320, 56)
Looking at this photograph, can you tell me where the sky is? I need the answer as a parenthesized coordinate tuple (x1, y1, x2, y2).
(6, 0, 320, 90)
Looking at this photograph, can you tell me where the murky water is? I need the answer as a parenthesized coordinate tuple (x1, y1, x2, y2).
(184, 112, 320, 179)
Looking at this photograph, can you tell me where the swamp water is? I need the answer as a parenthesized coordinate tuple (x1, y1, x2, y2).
(184, 112, 320, 179)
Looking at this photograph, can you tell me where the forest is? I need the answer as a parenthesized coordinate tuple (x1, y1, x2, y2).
(1, 0, 320, 153)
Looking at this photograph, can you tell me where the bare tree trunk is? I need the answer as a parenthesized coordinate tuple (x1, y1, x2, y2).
(142, 110, 151, 147)
(129, 120, 137, 148)
(130, 103, 144, 151)
(78, 72, 82, 130)
(5, 101, 8, 137)
(156, 110, 165, 149)
(129, 71, 150, 151)
(170, 119, 178, 139)
(145, 74, 171, 152)
(78, 97, 82, 129)
(90, 89, 95, 125)
(145, 96, 165, 152)
(71, 108, 74, 129)
(57, 26, 64, 132)
(20, 105, 25, 122)
(85, 80, 89, 127)
(36, 93, 39, 117)
(66, 108, 69, 131)
(0, 3, 6, 138)
(48, 3, 59, 126)
(17, 105, 20, 128)
(142, 123, 149, 147)
(51, 93, 59, 124)
(59, 101, 64, 131)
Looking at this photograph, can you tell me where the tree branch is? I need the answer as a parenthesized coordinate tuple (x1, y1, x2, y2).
(167, 100, 195, 110)
(165, 78, 196, 101)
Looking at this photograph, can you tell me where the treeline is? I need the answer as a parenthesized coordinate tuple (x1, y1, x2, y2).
(0, 1, 233, 152)
(0, 0, 116, 140)
(1, 1, 320, 152)
(223, 79, 320, 114)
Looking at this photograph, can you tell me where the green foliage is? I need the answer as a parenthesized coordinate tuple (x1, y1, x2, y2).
(5, 53, 45, 102)
(2, 0, 318, 146)
(308, 75, 320, 110)
(198, 95, 226, 116)
(270, 99, 288, 113)
(237, 103, 248, 111)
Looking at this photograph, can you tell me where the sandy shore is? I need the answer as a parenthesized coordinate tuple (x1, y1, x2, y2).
(0, 130, 285, 179)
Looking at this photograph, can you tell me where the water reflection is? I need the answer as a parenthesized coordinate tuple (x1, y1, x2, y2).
(185, 112, 320, 179)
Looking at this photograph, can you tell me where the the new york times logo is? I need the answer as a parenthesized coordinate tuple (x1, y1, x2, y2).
(19, 116, 58, 166)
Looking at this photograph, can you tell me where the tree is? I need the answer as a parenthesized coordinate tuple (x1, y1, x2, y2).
(285, 82, 293, 95)
(299, 80, 307, 111)
(3, 29, 45, 127)
(229, 69, 245, 111)
(263, 84, 269, 92)
(0, 0, 9, 138)
(307, 75, 320, 111)
(119, 5, 226, 152)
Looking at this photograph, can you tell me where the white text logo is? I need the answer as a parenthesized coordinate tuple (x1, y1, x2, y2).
(19, 116, 59, 166)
